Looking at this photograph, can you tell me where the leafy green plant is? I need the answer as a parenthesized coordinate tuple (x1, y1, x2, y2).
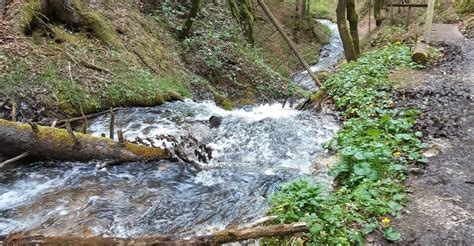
(268, 44, 426, 244)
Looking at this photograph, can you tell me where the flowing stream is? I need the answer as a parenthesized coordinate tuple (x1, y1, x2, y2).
(0, 101, 338, 237)
(0, 20, 342, 238)
(292, 19, 344, 90)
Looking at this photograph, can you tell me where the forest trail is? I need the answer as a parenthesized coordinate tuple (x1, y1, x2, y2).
(431, 23, 466, 42)
(371, 25, 474, 244)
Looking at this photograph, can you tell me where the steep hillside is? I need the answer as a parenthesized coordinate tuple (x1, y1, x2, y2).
(1, 1, 329, 121)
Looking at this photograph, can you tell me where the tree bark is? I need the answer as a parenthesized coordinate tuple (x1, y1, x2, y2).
(0, 119, 171, 162)
(179, 0, 202, 39)
(240, 0, 255, 45)
(2, 222, 308, 245)
(374, 0, 383, 26)
(257, 0, 322, 87)
(336, 0, 357, 62)
(346, 0, 360, 56)
(411, 41, 427, 65)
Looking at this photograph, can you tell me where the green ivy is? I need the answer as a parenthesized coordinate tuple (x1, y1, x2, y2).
(268, 44, 426, 244)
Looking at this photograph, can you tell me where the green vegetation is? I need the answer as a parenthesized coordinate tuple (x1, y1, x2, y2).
(456, 0, 474, 14)
(181, 6, 296, 103)
(268, 44, 426, 244)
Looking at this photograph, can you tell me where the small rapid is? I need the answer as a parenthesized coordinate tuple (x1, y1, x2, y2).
(292, 19, 344, 90)
(0, 100, 339, 237)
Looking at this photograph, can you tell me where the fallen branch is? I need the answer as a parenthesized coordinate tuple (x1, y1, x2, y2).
(0, 119, 171, 162)
(64, 50, 115, 75)
(242, 215, 278, 229)
(0, 152, 29, 169)
(3, 222, 308, 245)
(79, 106, 88, 134)
(54, 107, 122, 125)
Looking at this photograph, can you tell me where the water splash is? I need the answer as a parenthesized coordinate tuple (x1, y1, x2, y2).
(0, 100, 338, 237)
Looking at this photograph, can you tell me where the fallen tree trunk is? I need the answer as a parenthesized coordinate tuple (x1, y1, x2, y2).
(0, 119, 171, 162)
(2, 222, 308, 245)
(412, 41, 428, 65)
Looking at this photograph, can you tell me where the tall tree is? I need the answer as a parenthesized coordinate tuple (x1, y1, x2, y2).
(336, 0, 357, 61)
(346, 0, 360, 56)
(179, 0, 202, 39)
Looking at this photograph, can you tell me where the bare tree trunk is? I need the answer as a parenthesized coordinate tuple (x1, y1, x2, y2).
(336, 0, 357, 62)
(374, 0, 383, 26)
(346, 0, 360, 56)
(179, 0, 202, 39)
(0, 119, 171, 163)
(257, 0, 322, 87)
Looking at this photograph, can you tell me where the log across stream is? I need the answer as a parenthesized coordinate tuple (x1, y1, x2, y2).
(0, 100, 339, 238)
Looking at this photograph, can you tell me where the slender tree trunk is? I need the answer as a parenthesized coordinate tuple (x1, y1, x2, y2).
(179, 0, 202, 39)
(336, 0, 357, 62)
(294, 0, 303, 43)
(374, 0, 383, 26)
(346, 0, 360, 56)
(240, 0, 255, 45)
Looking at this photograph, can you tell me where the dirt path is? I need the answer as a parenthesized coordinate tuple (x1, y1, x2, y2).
(431, 23, 466, 42)
(369, 30, 473, 244)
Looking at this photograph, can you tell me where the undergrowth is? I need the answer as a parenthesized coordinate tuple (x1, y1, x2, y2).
(267, 44, 426, 244)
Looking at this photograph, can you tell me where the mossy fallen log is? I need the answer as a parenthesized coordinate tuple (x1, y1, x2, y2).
(412, 41, 428, 65)
(0, 119, 171, 163)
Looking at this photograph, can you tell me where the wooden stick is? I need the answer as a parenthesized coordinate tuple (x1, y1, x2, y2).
(64, 49, 115, 75)
(257, 0, 321, 87)
(0, 152, 29, 169)
(28, 121, 39, 134)
(1, 98, 10, 108)
(11, 101, 17, 122)
(65, 120, 81, 146)
(242, 215, 278, 229)
(117, 129, 125, 144)
(54, 107, 121, 125)
(79, 106, 88, 134)
(109, 107, 115, 140)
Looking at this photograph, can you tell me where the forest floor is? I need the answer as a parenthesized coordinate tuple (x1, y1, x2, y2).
(370, 28, 474, 244)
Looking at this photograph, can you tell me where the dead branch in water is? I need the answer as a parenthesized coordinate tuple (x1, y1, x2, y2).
(0, 152, 29, 169)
